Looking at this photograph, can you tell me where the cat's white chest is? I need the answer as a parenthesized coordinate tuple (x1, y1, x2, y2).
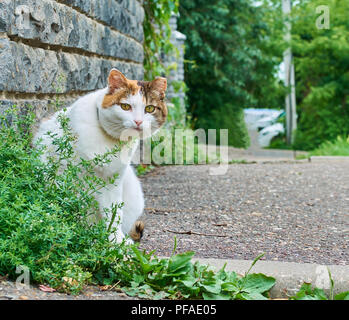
(74, 127, 138, 180)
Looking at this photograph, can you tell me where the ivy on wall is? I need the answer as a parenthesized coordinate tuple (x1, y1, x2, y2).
(143, 0, 179, 80)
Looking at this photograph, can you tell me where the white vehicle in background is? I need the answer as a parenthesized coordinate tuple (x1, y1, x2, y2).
(258, 122, 284, 147)
(244, 108, 285, 147)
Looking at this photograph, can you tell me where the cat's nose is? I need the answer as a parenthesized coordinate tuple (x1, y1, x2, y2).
(134, 120, 143, 127)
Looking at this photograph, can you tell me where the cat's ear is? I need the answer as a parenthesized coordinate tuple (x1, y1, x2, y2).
(108, 69, 128, 93)
(150, 77, 167, 93)
(149, 77, 167, 101)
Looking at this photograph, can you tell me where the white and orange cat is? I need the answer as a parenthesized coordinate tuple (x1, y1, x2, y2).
(34, 69, 167, 244)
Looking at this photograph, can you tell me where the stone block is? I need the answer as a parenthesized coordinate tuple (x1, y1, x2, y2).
(60, 0, 144, 42)
(0, 0, 143, 62)
(0, 38, 144, 93)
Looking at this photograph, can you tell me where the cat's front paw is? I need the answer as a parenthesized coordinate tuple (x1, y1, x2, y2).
(129, 220, 145, 242)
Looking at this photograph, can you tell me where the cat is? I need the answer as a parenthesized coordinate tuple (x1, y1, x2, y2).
(34, 68, 167, 244)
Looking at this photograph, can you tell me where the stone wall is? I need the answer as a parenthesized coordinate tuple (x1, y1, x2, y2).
(165, 15, 186, 104)
(164, 14, 187, 126)
(0, 0, 144, 122)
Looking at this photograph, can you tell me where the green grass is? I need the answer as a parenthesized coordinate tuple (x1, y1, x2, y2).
(136, 164, 155, 176)
(228, 159, 256, 164)
(309, 136, 349, 156)
(268, 133, 349, 158)
(295, 153, 309, 160)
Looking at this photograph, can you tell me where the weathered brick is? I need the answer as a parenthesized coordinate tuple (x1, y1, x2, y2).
(59, 0, 144, 42)
(114, 0, 143, 19)
(1, 0, 143, 62)
(0, 38, 144, 93)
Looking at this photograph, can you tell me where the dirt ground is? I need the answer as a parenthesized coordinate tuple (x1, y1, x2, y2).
(139, 161, 349, 266)
(0, 277, 137, 300)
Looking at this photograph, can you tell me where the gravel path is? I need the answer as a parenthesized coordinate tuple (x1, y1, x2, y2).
(139, 161, 349, 265)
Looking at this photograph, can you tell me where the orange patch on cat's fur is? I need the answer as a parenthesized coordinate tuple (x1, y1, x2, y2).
(102, 70, 142, 108)
(102, 83, 142, 108)
(102, 88, 127, 108)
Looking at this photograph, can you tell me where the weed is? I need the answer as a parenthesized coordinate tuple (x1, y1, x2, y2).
(290, 268, 349, 300)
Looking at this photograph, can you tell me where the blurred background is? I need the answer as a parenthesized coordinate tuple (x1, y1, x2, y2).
(148, 0, 348, 156)
(0, 0, 348, 156)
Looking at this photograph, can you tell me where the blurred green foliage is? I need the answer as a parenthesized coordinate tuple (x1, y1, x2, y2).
(178, 0, 286, 147)
(291, 0, 349, 150)
(310, 135, 349, 156)
(144, 0, 349, 151)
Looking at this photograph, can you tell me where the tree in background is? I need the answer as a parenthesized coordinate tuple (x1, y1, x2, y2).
(292, 0, 349, 150)
(178, 0, 285, 147)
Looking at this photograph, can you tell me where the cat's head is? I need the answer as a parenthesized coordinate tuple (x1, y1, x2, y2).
(98, 68, 167, 140)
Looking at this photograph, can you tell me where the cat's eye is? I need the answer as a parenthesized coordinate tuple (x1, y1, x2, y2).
(145, 105, 155, 113)
(120, 103, 132, 111)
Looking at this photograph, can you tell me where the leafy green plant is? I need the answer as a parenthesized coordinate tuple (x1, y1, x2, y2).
(290, 268, 349, 300)
(290, 283, 329, 300)
(120, 242, 275, 300)
(0, 105, 125, 294)
(291, 284, 349, 300)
